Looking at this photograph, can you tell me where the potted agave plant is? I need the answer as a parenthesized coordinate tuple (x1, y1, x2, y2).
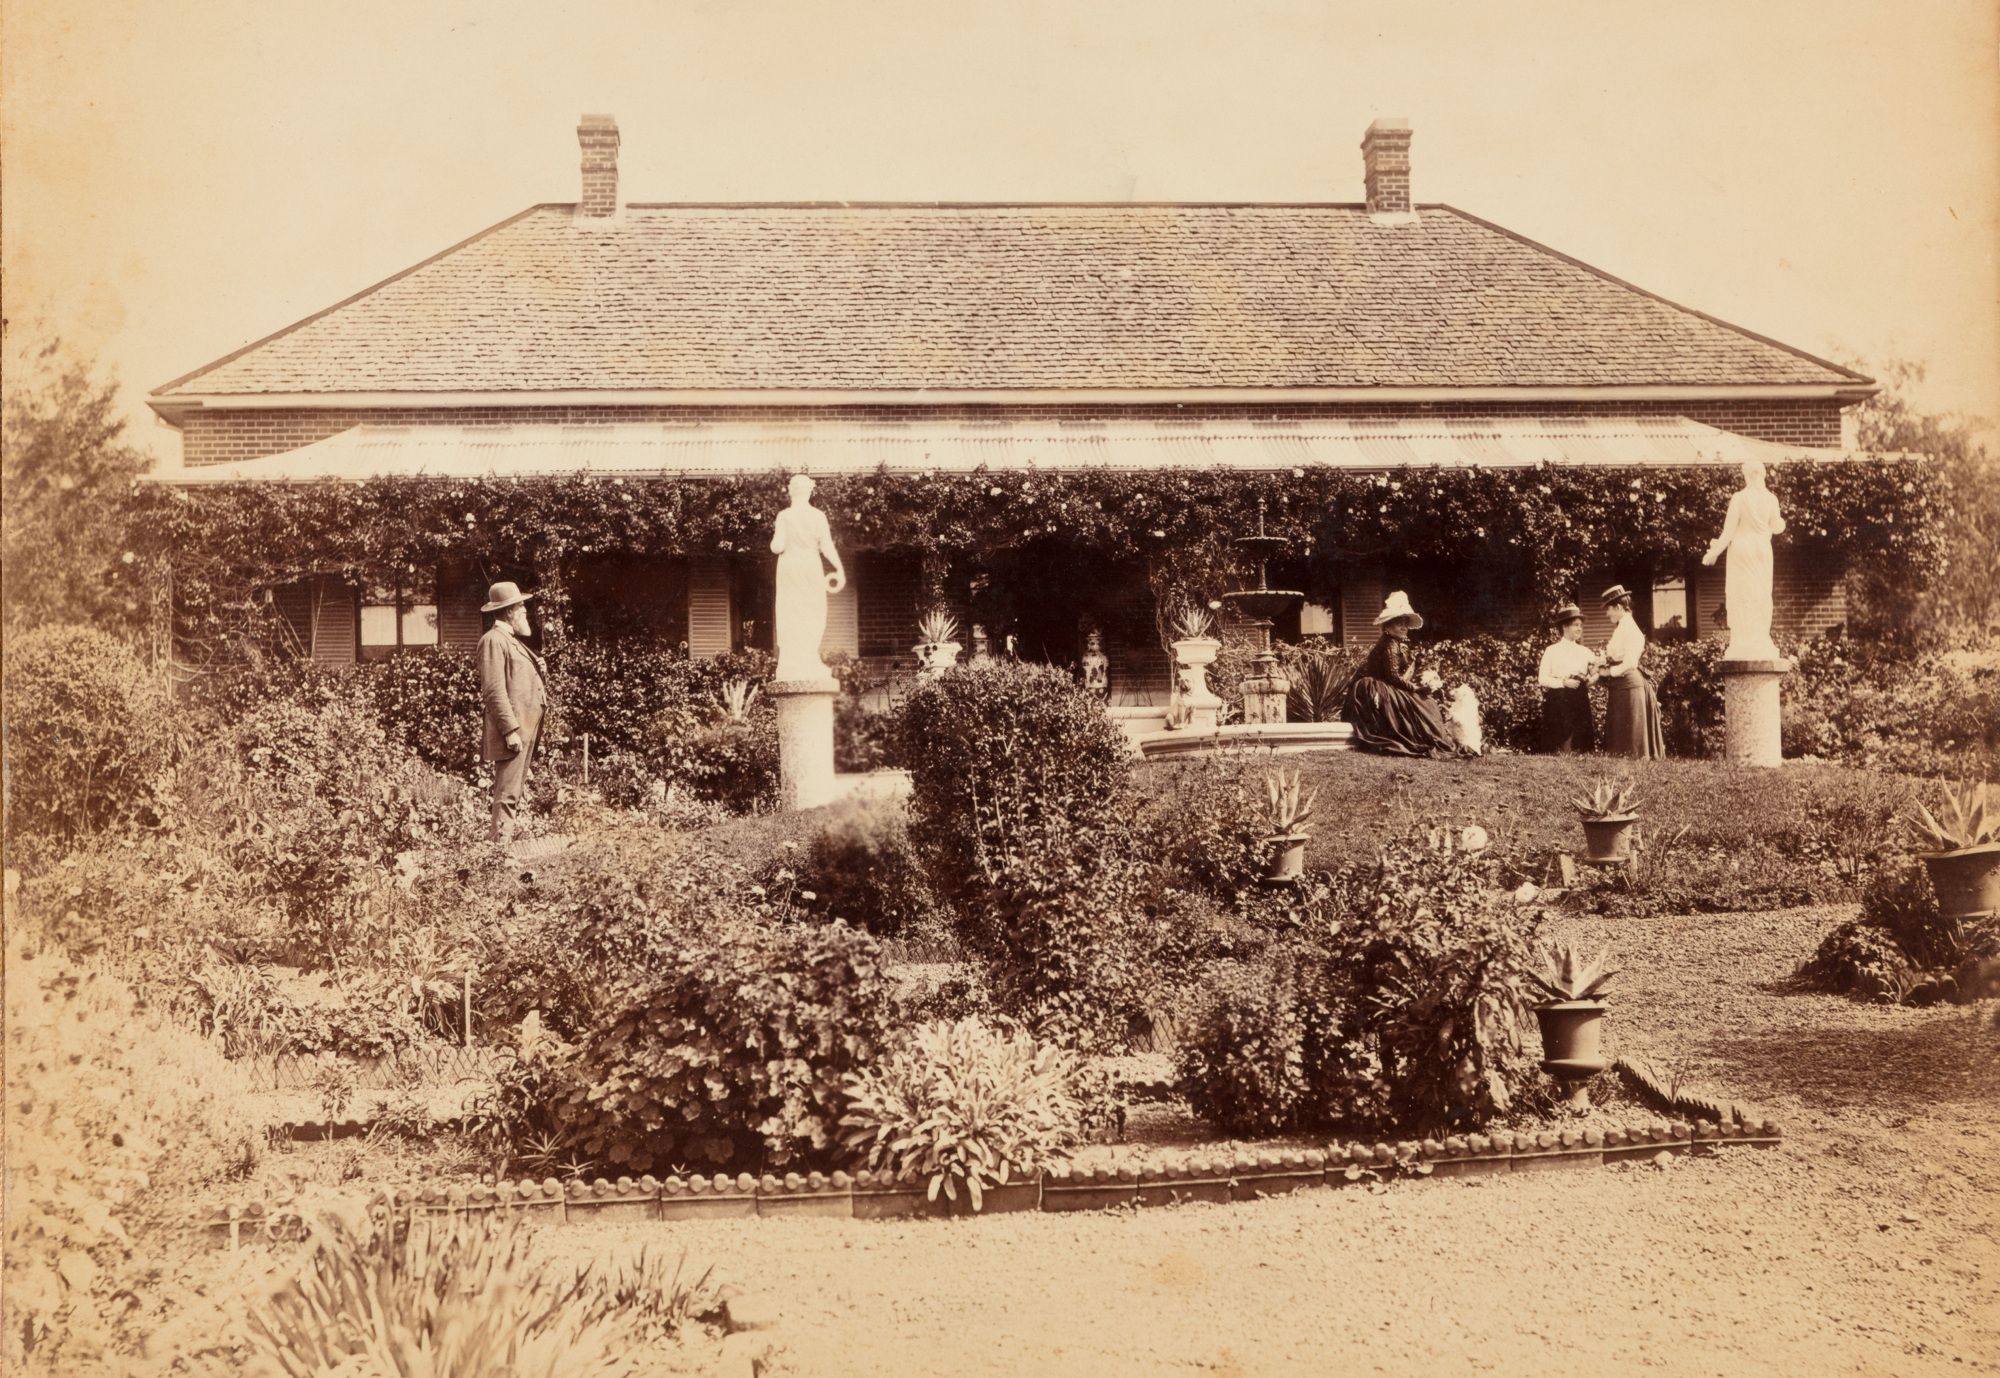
(1530, 940, 1618, 1108)
(1572, 778, 1641, 865)
(1906, 780, 2000, 921)
(912, 608, 963, 680)
(1261, 766, 1318, 882)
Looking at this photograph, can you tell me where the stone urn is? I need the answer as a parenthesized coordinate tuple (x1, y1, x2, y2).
(913, 639, 963, 680)
(1171, 636, 1224, 730)
(1919, 844, 2000, 921)
(1534, 1001, 1609, 1109)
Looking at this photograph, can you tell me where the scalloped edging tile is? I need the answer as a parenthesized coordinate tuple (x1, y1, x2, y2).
(203, 1115, 1783, 1247)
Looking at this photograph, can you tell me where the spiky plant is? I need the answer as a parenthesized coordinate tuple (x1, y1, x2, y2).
(1571, 778, 1639, 821)
(1262, 766, 1318, 835)
(916, 608, 960, 646)
(717, 678, 760, 724)
(1170, 604, 1216, 642)
(1904, 779, 1997, 853)
(1530, 940, 1620, 1003)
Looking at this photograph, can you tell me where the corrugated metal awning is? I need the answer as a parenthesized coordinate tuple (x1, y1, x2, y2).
(143, 416, 1863, 485)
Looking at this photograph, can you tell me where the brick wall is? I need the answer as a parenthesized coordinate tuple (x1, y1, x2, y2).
(176, 396, 1847, 466)
(856, 550, 922, 658)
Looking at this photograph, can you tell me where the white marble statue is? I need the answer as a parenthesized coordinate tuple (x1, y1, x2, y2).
(1702, 460, 1787, 661)
(770, 474, 846, 681)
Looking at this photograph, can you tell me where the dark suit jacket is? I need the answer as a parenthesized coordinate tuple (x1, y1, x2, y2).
(478, 625, 548, 762)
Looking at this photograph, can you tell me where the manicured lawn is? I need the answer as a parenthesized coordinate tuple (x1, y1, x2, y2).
(533, 902, 2000, 1378)
(1151, 750, 1914, 863)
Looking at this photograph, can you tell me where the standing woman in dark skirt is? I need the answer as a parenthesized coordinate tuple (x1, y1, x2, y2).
(1342, 591, 1461, 757)
(1597, 585, 1665, 759)
(1537, 603, 1599, 753)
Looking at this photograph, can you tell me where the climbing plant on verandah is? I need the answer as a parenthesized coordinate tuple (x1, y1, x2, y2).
(127, 457, 1948, 652)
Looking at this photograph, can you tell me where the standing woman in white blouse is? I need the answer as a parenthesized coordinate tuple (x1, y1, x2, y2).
(1537, 603, 1601, 753)
(1597, 584, 1665, 759)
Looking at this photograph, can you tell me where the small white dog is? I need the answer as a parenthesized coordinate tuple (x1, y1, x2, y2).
(1444, 683, 1483, 755)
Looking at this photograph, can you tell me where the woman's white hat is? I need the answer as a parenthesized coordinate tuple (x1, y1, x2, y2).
(1373, 590, 1425, 630)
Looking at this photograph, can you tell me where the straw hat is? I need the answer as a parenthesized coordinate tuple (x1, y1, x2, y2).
(1550, 603, 1584, 625)
(1373, 590, 1425, 630)
(1598, 584, 1634, 608)
(480, 581, 534, 613)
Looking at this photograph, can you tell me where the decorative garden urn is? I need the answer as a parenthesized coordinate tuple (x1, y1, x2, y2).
(913, 639, 963, 680)
(1919, 844, 2000, 921)
(970, 624, 992, 662)
(1170, 636, 1224, 731)
(1580, 814, 1640, 865)
(1080, 630, 1111, 699)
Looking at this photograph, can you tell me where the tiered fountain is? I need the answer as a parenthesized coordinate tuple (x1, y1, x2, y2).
(1134, 499, 1355, 760)
(1222, 500, 1305, 725)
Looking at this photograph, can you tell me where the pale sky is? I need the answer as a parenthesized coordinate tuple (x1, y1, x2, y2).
(4, 0, 1996, 466)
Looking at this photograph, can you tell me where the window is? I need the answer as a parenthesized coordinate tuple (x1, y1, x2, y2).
(360, 571, 439, 660)
(1652, 576, 1688, 636)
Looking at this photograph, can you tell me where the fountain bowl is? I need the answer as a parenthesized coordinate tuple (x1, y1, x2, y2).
(1221, 589, 1306, 621)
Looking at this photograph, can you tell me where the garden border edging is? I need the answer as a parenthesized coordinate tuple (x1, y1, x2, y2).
(210, 1116, 1782, 1248)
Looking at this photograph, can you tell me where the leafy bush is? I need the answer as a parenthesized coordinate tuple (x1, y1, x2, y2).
(241, 1209, 717, 1378)
(1, 624, 172, 847)
(1314, 839, 1544, 1131)
(898, 660, 1133, 903)
(839, 1017, 1091, 1210)
(1177, 955, 1357, 1136)
(4, 939, 260, 1374)
(553, 921, 896, 1171)
(367, 649, 481, 775)
(1132, 758, 1268, 901)
(546, 640, 772, 759)
(783, 799, 941, 938)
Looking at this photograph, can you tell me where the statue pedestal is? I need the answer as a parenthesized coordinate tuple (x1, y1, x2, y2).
(771, 677, 839, 810)
(1240, 650, 1289, 725)
(1719, 658, 1791, 768)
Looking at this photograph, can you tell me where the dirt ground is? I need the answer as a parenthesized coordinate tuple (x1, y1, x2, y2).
(536, 903, 2000, 1378)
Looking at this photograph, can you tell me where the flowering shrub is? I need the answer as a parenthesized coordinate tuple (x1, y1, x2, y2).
(3, 939, 259, 1373)
(1, 624, 173, 849)
(553, 921, 895, 1171)
(839, 1017, 1091, 1210)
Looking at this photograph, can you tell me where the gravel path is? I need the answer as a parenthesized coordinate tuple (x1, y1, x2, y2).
(536, 904, 2000, 1377)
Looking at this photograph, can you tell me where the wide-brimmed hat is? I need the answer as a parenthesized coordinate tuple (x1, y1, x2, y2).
(1599, 584, 1634, 608)
(1550, 603, 1584, 625)
(480, 581, 535, 613)
(1373, 590, 1425, 630)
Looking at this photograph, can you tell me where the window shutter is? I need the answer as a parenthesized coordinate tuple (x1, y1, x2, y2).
(687, 557, 733, 658)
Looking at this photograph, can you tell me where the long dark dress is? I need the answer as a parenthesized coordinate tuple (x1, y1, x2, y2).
(1342, 632, 1457, 757)
(1540, 687, 1595, 754)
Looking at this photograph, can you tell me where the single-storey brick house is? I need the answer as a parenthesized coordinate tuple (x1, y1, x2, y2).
(149, 115, 1876, 702)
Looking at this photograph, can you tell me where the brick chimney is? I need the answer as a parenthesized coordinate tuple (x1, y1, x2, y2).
(578, 115, 620, 219)
(1361, 118, 1414, 220)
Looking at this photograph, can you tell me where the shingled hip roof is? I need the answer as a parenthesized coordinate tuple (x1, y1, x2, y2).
(153, 203, 1870, 399)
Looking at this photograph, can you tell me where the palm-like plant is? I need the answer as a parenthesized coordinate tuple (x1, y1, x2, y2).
(1170, 604, 1216, 642)
(1262, 766, 1318, 836)
(1530, 940, 1619, 1003)
(1571, 779, 1639, 821)
(1904, 780, 1997, 853)
(916, 608, 960, 646)
(1286, 651, 1349, 723)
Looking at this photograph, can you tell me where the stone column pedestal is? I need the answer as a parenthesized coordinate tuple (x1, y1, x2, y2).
(1240, 651, 1290, 725)
(1719, 658, 1791, 768)
(771, 677, 839, 810)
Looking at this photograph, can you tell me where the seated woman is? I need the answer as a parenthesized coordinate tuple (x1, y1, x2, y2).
(1597, 584, 1665, 759)
(1342, 591, 1459, 757)
(1537, 603, 1600, 754)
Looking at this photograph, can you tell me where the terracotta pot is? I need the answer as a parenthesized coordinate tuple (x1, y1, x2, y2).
(1264, 833, 1308, 882)
(1919, 843, 2000, 920)
(1535, 1000, 1609, 1109)
(1579, 814, 1639, 864)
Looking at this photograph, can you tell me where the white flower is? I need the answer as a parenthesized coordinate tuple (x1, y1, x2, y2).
(120, 551, 136, 564)
(1151, 528, 1167, 538)
(989, 486, 1002, 497)
(1291, 468, 1305, 478)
